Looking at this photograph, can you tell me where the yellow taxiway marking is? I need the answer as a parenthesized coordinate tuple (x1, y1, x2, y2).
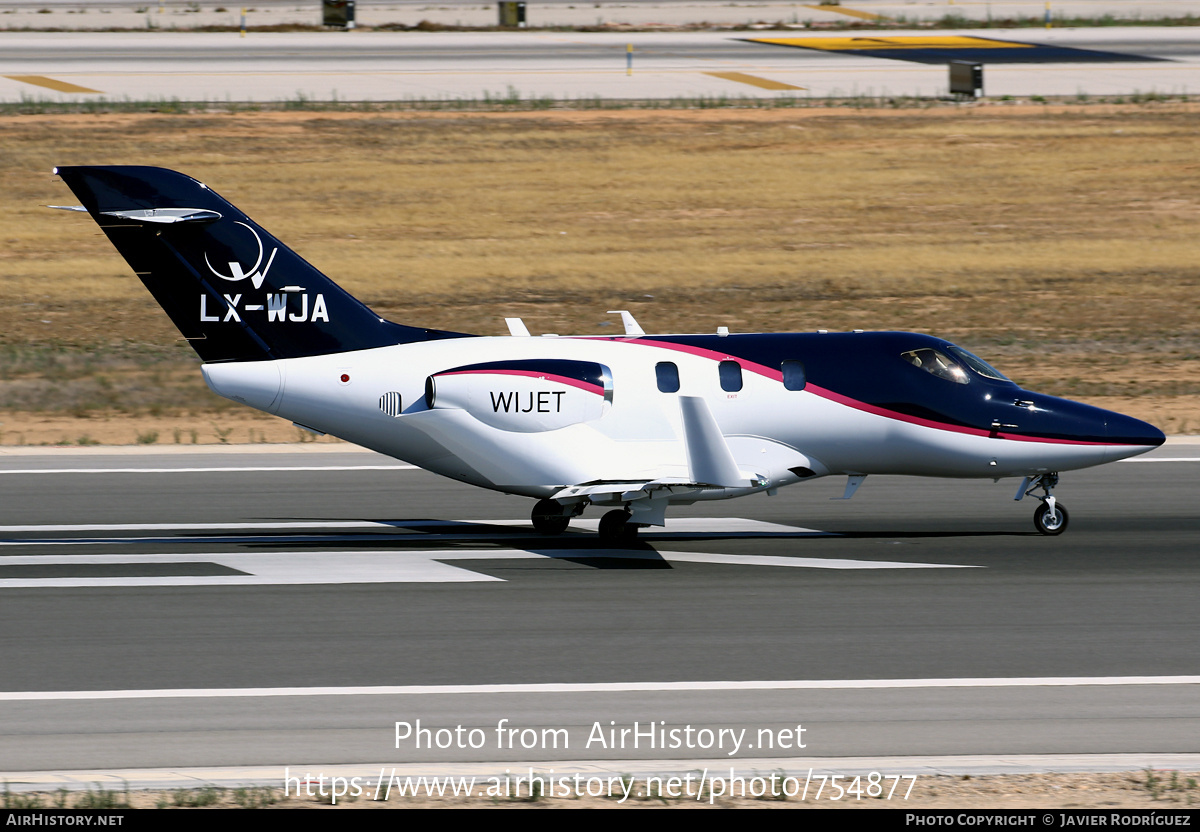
(803, 4, 888, 21)
(4, 75, 101, 93)
(704, 71, 804, 91)
(750, 35, 1034, 51)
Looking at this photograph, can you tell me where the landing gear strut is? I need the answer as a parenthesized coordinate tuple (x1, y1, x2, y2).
(598, 509, 639, 545)
(530, 498, 571, 535)
(1019, 473, 1069, 536)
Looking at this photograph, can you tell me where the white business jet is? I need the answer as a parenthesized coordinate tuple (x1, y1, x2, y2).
(53, 166, 1165, 542)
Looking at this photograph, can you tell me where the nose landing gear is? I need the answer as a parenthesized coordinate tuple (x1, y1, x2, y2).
(1017, 473, 1069, 536)
(1034, 500, 1069, 535)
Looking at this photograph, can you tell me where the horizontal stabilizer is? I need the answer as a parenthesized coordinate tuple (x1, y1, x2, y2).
(101, 208, 222, 225)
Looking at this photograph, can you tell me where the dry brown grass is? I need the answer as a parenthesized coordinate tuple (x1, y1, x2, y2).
(2, 105, 1199, 439)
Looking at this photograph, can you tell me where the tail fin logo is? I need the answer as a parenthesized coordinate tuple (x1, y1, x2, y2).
(204, 221, 277, 290)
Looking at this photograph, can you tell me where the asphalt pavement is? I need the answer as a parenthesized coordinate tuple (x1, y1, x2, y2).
(3, 26, 1199, 101)
(0, 442, 1196, 783)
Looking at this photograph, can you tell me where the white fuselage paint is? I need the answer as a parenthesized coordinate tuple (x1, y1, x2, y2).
(202, 336, 1148, 502)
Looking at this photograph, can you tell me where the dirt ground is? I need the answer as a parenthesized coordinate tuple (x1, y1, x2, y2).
(4, 102, 1200, 443)
(2, 103, 1200, 444)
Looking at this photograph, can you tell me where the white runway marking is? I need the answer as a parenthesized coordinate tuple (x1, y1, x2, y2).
(0, 546, 976, 588)
(0, 552, 507, 586)
(0, 518, 976, 584)
(652, 551, 977, 570)
(2, 676, 1197, 702)
(0, 517, 828, 547)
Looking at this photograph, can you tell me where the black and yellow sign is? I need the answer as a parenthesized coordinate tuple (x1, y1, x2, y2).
(746, 35, 1160, 64)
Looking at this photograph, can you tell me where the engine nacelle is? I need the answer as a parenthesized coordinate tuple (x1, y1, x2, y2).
(425, 359, 612, 433)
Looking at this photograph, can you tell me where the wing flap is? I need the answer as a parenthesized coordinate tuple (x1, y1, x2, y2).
(551, 479, 699, 502)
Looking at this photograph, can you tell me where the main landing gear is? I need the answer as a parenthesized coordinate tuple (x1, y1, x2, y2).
(530, 498, 571, 535)
(1018, 473, 1069, 536)
(598, 509, 639, 545)
(529, 500, 641, 545)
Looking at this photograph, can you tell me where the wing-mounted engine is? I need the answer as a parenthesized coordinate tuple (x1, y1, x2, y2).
(424, 359, 613, 433)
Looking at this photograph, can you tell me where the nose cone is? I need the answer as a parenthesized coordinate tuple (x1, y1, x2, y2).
(1106, 411, 1166, 461)
(1005, 392, 1164, 470)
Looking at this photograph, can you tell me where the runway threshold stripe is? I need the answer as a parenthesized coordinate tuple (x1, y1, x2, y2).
(704, 71, 804, 91)
(3, 75, 101, 94)
(0, 465, 417, 474)
(3, 676, 1197, 702)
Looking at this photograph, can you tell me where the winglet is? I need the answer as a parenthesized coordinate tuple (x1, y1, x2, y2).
(679, 396, 745, 488)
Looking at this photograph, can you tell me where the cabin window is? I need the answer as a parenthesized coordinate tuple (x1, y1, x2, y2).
(901, 348, 969, 385)
(719, 360, 743, 392)
(781, 360, 806, 391)
(655, 362, 680, 393)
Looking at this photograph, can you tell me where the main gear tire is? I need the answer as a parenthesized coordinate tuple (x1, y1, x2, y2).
(531, 499, 570, 535)
(598, 509, 638, 545)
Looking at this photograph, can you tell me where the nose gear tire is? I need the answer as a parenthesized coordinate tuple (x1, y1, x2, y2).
(1034, 502, 1069, 536)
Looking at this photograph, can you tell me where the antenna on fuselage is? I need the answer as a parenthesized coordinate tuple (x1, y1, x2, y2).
(505, 317, 531, 337)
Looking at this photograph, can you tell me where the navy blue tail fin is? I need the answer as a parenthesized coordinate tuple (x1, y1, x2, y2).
(55, 166, 469, 362)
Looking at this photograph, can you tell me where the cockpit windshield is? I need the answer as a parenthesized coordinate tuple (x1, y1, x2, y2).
(946, 345, 1011, 382)
(901, 345, 1012, 384)
(901, 348, 969, 384)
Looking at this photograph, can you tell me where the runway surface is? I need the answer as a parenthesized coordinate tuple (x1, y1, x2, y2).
(2, 27, 1199, 102)
(0, 441, 1197, 782)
